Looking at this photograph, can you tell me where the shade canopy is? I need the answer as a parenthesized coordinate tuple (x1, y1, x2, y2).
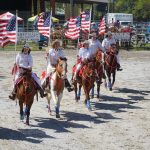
(0, 12, 23, 21)
(28, 14, 59, 22)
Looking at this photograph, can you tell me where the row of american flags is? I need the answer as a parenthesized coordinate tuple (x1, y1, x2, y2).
(0, 11, 106, 47)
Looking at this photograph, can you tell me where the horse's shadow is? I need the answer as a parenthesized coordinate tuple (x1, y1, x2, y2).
(0, 127, 54, 143)
(33, 115, 90, 133)
(114, 88, 150, 96)
(33, 110, 121, 131)
(93, 95, 142, 113)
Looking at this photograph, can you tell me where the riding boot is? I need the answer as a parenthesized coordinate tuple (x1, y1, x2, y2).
(9, 86, 17, 100)
(64, 78, 74, 92)
(117, 64, 123, 71)
(39, 88, 47, 98)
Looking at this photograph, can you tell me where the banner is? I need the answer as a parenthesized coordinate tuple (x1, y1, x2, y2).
(112, 33, 130, 41)
(17, 32, 40, 42)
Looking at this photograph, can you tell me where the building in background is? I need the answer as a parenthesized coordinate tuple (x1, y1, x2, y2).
(0, 0, 110, 28)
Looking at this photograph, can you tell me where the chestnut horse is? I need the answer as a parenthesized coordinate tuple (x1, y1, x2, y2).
(16, 70, 37, 125)
(91, 50, 105, 98)
(104, 51, 118, 91)
(72, 60, 95, 110)
(46, 58, 66, 118)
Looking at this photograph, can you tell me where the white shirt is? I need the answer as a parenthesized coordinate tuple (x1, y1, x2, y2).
(47, 48, 65, 67)
(16, 53, 33, 69)
(102, 37, 116, 52)
(89, 39, 104, 57)
(78, 47, 91, 61)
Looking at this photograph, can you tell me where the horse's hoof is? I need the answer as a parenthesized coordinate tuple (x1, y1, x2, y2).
(91, 95, 94, 99)
(86, 100, 92, 110)
(104, 83, 107, 88)
(109, 88, 112, 91)
(20, 115, 24, 120)
(56, 114, 60, 118)
(97, 95, 99, 98)
(26, 121, 29, 125)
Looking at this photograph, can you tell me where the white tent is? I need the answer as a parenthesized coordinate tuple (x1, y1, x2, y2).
(0, 12, 23, 21)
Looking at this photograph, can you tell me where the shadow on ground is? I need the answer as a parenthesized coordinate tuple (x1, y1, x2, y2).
(33, 110, 122, 132)
(0, 127, 53, 143)
(114, 88, 150, 96)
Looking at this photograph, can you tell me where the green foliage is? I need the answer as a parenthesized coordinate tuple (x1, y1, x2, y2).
(114, 0, 150, 21)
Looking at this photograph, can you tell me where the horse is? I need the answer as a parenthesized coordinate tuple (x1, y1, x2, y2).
(45, 58, 66, 118)
(16, 69, 37, 125)
(104, 50, 118, 91)
(91, 50, 105, 98)
(72, 60, 95, 110)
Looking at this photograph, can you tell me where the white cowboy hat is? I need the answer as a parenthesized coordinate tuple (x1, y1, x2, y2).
(23, 43, 30, 48)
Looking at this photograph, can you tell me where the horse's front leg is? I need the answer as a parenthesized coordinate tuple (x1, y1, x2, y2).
(46, 89, 51, 114)
(90, 83, 95, 98)
(83, 85, 91, 110)
(73, 82, 79, 102)
(77, 84, 82, 101)
(25, 101, 33, 125)
(112, 71, 116, 88)
(51, 89, 61, 118)
(96, 80, 100, 99)
(107, 71, 112, 91)
(19, 100, 24, 120)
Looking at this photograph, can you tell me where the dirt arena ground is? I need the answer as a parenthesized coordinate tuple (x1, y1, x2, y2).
(0, 50, 150, 150)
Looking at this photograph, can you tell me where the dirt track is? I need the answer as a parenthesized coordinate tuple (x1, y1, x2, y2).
(0, 50, 150, 150)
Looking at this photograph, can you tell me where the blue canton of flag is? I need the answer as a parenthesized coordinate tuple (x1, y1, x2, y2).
(84, 10, 90, 21)
(6, 15, 16, 31)
(76, 16, 81, 28)
(43, 12, 51, 27)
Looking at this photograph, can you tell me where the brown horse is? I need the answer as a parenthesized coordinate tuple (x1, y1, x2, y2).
(91, 50, 105, 98)
(104, 50, 118, 91)
(72, 60, 95, 110)
(46, 58, 66, 118)
(16, 70, 37, 125)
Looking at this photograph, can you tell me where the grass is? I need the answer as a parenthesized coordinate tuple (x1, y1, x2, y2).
(0, 42, 150, 51)
(0, 42, 47, 51)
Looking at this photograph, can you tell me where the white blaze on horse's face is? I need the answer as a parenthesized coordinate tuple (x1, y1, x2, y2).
(57, 60, 67, 77)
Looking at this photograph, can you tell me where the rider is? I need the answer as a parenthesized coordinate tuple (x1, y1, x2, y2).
(46, 39, 74, 92)
(88, 32, 104, 58)
(73, 40, 92, 81)
(102, 31, 123, 71)
(9, 43, 47, 100)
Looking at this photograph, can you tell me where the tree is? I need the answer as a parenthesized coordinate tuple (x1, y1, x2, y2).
(114, 0, 150, 21)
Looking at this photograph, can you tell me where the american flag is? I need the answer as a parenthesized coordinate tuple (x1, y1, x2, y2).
(38, 12, 51, 38)
(65, 16, 80, 40)
(99, 15, 106, 35)
(81, 10, 91, 33)
(0, 15, 17, 47)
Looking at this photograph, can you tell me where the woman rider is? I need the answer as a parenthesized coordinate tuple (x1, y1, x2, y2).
(9, 43, 47, 100)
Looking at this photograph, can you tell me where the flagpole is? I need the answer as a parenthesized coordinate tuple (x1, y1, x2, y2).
(88, 7, 92, 40)
(48, 9, 52, 47)
(15, 10, 18, 60)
